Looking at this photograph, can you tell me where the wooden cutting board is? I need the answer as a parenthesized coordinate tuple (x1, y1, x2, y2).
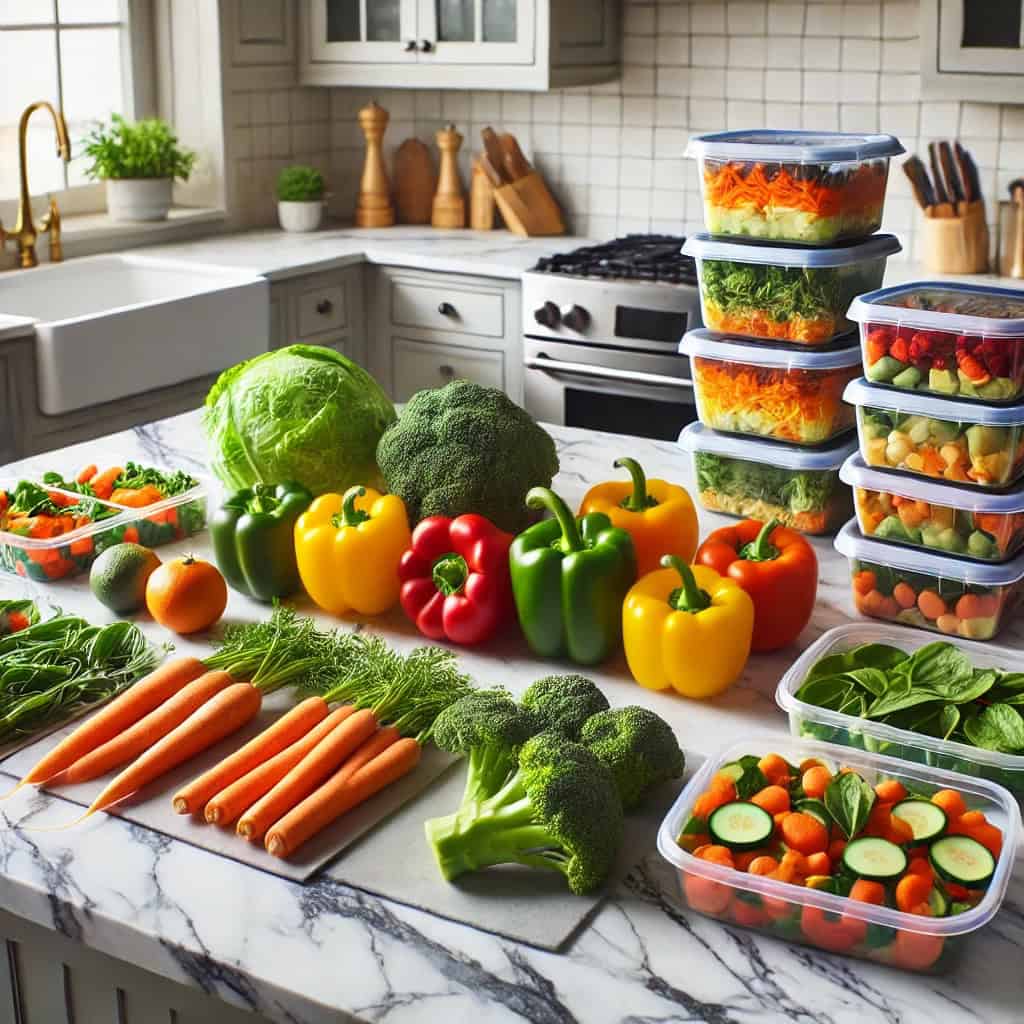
(394, 139, 437, 225)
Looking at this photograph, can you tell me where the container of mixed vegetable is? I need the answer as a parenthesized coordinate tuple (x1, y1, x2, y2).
(683, 234, 900, 344)
(678, 423, 855, 534)
(685, 130, 904, 245)
(851, 283, 1024, 402)
(681, 330, 860, 444)
(660, 735, 1018, 972)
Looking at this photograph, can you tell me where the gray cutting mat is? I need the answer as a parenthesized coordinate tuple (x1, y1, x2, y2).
(0, 689, 456, 883)
(322, 763, 686, 951)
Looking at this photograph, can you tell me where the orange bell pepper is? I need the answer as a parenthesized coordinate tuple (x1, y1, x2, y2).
(695, 518, 817, 652)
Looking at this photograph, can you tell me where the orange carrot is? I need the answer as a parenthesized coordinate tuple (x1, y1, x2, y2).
(172, 696, 331, 816)
(89, 466, 123, 500)
(8, 657, 208, 792)
(266, 735, 420, 858)
(83, 683, 262, 818)
(76, 464, 98, 485)
(236, 708, 378, 841)
(61, 671, 234, 785)
(204, 706, 357, 825)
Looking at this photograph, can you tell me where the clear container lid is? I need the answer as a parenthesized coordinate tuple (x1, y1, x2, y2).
(849, 282, 1024, 337)
(683, 233, 902, 267)
(681, 329, 863, 370)
(658, 733, 1019, 938)
(0, 477, 128, 551)
(844, 376, 1024, 426)
(678, 422, 857, 470)
(835, 518, 1024, 585)
(685, 130, 905, 164)
(840, 453, 1024, 513)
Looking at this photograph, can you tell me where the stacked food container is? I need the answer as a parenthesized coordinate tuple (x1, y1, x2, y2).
(677, 130, 905, 534)
(836, 283, 1024, 639)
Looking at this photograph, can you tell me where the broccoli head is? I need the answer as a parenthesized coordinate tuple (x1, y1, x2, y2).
(425, 732, 623, 895)
(520, 674, 610, 739)
(375, 379, 558, 534)
(580, 706, 685, 810)
(431, 690, 541, 804)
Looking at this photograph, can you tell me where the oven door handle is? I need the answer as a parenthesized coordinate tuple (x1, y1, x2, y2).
(524, 355, 694, 391)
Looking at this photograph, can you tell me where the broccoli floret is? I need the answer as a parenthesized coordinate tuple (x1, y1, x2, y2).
(431, 691, 541, 804)
(520, 674, 610, 739)
(375, 379, 559, 534)
(580, 706, 685, 810)
(425, 732, 623, 894)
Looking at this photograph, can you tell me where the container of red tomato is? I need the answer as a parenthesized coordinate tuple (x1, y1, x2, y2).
(658, 736, 1019, 972)
(850, 283, 1024, 403)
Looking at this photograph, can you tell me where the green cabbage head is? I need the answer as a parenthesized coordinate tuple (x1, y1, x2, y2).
(203, 344, 396, 495)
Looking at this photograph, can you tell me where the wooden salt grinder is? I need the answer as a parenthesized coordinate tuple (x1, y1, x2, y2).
(432, 123, 466, 229)
(355, 101, 395, 228)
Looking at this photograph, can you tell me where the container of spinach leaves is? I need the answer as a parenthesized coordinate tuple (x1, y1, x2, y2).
(777, 623, 1024, 804)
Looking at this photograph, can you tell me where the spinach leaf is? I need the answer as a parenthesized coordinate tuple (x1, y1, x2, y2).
(866, 685, 941, 719)
(908, 642, 972, 691)
(795, 675, 856, 710)
(846, 668, 889, 697)
(932, 668, 998, 704)
(824, 771, 876, 839)
(994, 671, 1024, 693)
(963, 704, 1024, 753)
(849, 643, 910, 672)
(939, 704, 961, 741)
(733, 755, 768, 799)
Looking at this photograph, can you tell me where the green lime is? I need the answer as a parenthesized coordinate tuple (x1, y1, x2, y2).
(90, 543, 162, 614)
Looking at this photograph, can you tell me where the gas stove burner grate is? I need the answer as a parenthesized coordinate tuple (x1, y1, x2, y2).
(532, 233, 697, 285)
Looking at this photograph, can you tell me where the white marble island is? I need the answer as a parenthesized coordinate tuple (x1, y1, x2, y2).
(0, 410, 1022, 1024)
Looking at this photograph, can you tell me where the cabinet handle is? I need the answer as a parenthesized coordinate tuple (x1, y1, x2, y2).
(404, 39, 417, 52)
(437, 301, 456, 317)
(439, 364, 455, 378)
(316, 299, 333, 315)
(419, 39, 434, 52)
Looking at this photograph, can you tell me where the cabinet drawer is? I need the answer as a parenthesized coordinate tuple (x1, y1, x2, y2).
(392, 337, 504, 402)
(296, 283, 347, 337)
(390, 280, 505, 339)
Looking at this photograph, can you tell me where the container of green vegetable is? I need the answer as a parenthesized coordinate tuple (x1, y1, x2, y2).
(777, 622, 1024, 808)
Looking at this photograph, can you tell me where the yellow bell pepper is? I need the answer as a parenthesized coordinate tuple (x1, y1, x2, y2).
(578, 457, 699, 577)
(294, 486, 411, 616)
(623, 555, 753, 699)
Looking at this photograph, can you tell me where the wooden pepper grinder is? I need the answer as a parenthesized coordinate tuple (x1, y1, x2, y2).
(432, 123, 466, 229)
(355, 101, 395, 228)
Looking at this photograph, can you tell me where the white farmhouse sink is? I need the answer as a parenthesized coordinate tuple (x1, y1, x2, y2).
(0, 254, 269, 415)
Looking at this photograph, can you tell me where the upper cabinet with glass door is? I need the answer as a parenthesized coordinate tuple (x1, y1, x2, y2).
(300, 0, 620, 89)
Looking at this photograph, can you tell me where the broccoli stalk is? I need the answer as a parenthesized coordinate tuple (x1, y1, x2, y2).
(425, 733, 623, 895)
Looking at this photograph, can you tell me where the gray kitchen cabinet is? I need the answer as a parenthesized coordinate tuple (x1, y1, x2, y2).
(274, 263, 368, 365)
(221, 0, 298, 88)
(0, 343, 29, 465)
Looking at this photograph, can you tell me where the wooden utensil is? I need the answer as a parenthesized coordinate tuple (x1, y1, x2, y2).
(480, 127, 510, 184)
(928, 142, 955, 217)
(477, 152, 504, 188)
(939, 140, 966, 212)
(470, 159, 497, 230)
(394, 139, 437, 225)
(432, 123, 466, 229)
(355, 101, 395, 228)
(955, 142, 983, 204)
(499, 133, 532, 181)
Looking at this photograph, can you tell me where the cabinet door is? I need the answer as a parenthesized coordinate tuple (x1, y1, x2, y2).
(418, 0, 534, 64)
(309, 0, 418, 62)
(229, 0, 296, 67)
(392, 336, 504, 400)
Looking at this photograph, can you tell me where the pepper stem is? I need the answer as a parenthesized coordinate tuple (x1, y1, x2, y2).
(247, 483, 278, 516)
(738, 519, 780, 562)
(333, 486, 371, 528)
(615, 457, 657, 511)
(526, 487, 583, 553)
(432, 554, 468, 596)
(662, 555, 711, 613)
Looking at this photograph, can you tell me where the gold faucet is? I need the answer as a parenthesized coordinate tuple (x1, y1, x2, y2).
(0, 101, 71, 269)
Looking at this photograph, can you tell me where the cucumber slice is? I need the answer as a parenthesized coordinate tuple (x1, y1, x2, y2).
(842, 837, 908, 881)
(928, 886, 949, 917)
(717, 762, 745, 784)
(708, 801, 774, 851)
(891, 799, 947, 843)
(794, 798, 831, 827)
(929, 835, 995, 889)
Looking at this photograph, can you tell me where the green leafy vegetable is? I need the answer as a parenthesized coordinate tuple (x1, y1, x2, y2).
(276, 165, 325, 201)
(824, 770, 876, 839)
(6, 480, 116, 522)
(963, 704, 1024, 753)
(701, 260, 841, 325)
(82, 114, 196, 181)
(694, 453, 836, 515)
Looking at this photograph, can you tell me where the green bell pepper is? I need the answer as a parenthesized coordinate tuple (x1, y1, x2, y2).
(510, 486, 636, 665)
(211, 482, 312, 602)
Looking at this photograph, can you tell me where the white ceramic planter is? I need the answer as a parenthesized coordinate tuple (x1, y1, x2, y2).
(278, 200, 323, 233)
(105, 178, 173, 222)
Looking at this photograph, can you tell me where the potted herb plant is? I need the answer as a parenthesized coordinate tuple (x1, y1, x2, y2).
(83, 114, 197, 222)
(277, 165, 326, 233)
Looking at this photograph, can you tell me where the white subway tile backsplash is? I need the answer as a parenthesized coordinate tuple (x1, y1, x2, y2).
(591, 96, 623, 125)
(727, 100, 766, 129)
(689, 2, 725, 33)
(269, 91, 290, 124)
(765, 70, 802, 102)
(801, 36, 840, 70)
(690, 35, 727, 67)
(880, 102, 920, 137)
(620, 158, 654, 188)
(840, 71, 878, 103)
(840, 103, 879, 132)
(653, 158, 685, 190)
(501, 93, 531, 122)
(879, 72, 920, 103)
(768, 36, 803, 67)
(882, 0, 917, 40)
(619, 188, 653, 218)
(841, 1, 881, 38)
(688, 98, 727, 130)
(803, 71, 841, 103)
(657, 67, 691, 97)
(688, 67, 727, 99)
(802, 102, 841, 131)
(531, 93, 561, 123)
(625, 3, 656, 35)
(805, 4, 843, 36)
(658, 4, 690, 35)
(728, 36, 768, 69)
(920, 102, 960, 138)
(655, 33, 689, 66)
(728, 69, 765, 100)
(765, 102, 803, 129)
(727, 3, 767, 35)
(620, 125, 655, 157)
(770, 3, 806, 35)
(841, 37, 881, 70)
(1001, 107, 1024, 139)
(621, 64, 656, 95)
(562, 95, 592, 123)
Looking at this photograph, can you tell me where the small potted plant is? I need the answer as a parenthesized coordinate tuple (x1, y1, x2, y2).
(277, 165, 326, 232)
(83, 114, 197, 222)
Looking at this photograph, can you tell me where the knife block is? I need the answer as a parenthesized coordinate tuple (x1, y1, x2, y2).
(492, 172, 565, 238)
(922, 200, 989, 274)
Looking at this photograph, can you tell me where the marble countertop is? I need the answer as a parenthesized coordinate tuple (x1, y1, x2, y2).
(1, 411, 1023, 1024)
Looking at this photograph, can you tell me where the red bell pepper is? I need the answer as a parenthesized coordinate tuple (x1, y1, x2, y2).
(398, 514, 514, 645)
(695, 518, 817, 653)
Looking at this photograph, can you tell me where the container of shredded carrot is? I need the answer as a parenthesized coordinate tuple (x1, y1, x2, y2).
(685, 130, 904, 244)
(682, 330, 861, 446)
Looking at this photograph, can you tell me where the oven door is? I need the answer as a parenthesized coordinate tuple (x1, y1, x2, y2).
(523, 338, 697, 441)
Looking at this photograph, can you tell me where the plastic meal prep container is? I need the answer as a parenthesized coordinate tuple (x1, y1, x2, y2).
(681, 330, 861, 444)
(678, 423, 856, 534)
(682, 234, 901, 345)
(657, 735, 1020, 972)
(776, 623, 1024, 808)
(684, 130, 904, 245)
(850, 283, 1024, 403)
(842, 453, 1024, 562)
(845, 377, 1024, 489)
(834, 518, 1024, 640)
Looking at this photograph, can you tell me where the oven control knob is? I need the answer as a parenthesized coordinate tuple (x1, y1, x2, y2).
(533, 301, 561, 328)
(561, 304, 591, 332)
